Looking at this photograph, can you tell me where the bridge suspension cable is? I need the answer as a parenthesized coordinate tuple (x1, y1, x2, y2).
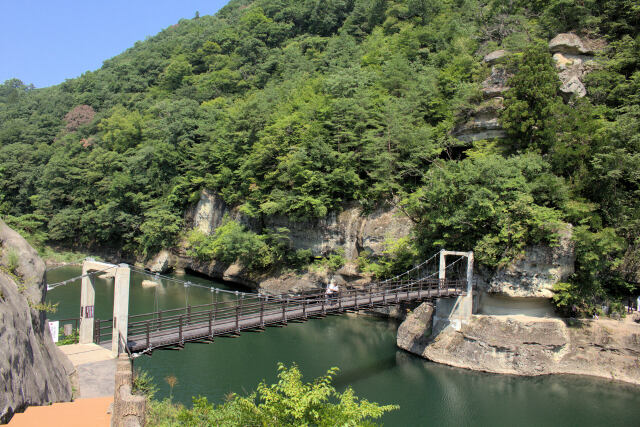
(46, 265, 118, 291)
(127, 266, 253, 297)
(380, 251, 441, 284)
(393, 253, 469, 292)
(45, 251, 468, 297)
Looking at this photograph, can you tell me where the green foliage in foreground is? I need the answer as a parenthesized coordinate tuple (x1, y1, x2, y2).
(133, 368, 159, 401)
(146, 364, 397, 427)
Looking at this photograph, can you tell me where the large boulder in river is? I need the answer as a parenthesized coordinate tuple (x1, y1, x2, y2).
(398, 314, 640, 384)
(0, 220, 74, 423)
(141, 280, 160, 288)
(396, 302, 434, 354)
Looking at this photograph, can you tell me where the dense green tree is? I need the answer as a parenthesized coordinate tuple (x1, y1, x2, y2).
(402, 154, 565, 267)
(501, 43, 563, 151)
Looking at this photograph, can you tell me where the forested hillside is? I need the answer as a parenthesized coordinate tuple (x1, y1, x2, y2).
(1, 0, 638, 311)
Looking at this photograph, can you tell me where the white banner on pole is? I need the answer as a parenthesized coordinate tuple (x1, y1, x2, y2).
(49, 320, 59, 343)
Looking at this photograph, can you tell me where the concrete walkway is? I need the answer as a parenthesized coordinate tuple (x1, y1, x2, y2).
(58, 343, 113, 365)
(58, 343, 116, 398)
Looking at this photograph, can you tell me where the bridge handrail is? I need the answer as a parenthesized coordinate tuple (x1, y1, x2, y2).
(127, 277, 461, 326)
(126, 278, 467, 338)
(128, 278, 465, 323)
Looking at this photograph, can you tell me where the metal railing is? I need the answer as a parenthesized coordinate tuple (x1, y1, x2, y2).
(94, 318, 113, 344)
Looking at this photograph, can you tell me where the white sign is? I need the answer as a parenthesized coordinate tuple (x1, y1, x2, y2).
(49, 321, 59, 343)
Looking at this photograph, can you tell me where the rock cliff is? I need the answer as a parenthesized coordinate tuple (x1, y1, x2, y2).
(453, 97, 507, 143)
(452, 33, 603, 142)
(0, 220, 74, 423)
(549, 33, 602, 100)
(187, 190, 413, 260)
(466, 225, 575, 318)
(148, 190, 414, 292)
(398, 310, 640, 385)
(484, 226, 575, 299)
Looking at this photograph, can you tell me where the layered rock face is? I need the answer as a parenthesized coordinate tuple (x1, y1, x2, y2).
(549, 33, 600, 100)
(484, 226, 575, 299)
(0, 220, 74, 423)
(453, 97, 507, 143)
(473, 225, 574, 317)
(187, 190, 412, 260)
(452, 33, 602, 142)
(398, 312, 640, 385)
(453, 52, 509, 143)
(148, 190, 413, 291)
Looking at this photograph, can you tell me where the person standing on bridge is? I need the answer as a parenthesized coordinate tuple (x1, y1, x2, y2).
(326, 279, 339, 305)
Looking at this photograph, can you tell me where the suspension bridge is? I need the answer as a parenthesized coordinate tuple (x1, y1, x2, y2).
(45, 250, 474, 356)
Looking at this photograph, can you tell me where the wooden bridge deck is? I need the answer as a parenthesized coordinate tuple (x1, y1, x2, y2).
(125, 281, 466, 354)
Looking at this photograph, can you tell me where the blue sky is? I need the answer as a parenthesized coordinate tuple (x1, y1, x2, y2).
(0, 0, 230, 88)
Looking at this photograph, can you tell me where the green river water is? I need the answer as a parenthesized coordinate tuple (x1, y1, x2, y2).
(45, 266, 640, 426)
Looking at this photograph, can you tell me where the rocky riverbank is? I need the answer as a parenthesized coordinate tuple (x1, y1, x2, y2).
(142, 185, 638, 386)
(397, 308, 640, 385)
(393, 221, 640, 386)
(394, 224, 640, 385)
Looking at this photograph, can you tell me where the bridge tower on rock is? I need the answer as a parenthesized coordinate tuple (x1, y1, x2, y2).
(436, 250, 474, 329)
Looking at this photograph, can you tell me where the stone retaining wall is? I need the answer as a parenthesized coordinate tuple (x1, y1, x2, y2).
(112, 354, 146, 427)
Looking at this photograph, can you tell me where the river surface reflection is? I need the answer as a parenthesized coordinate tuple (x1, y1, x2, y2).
(46, 267, 640, 426)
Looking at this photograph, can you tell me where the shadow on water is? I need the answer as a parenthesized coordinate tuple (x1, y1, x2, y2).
(182, 267, 255, 293)
(332, 355, 398, 389)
